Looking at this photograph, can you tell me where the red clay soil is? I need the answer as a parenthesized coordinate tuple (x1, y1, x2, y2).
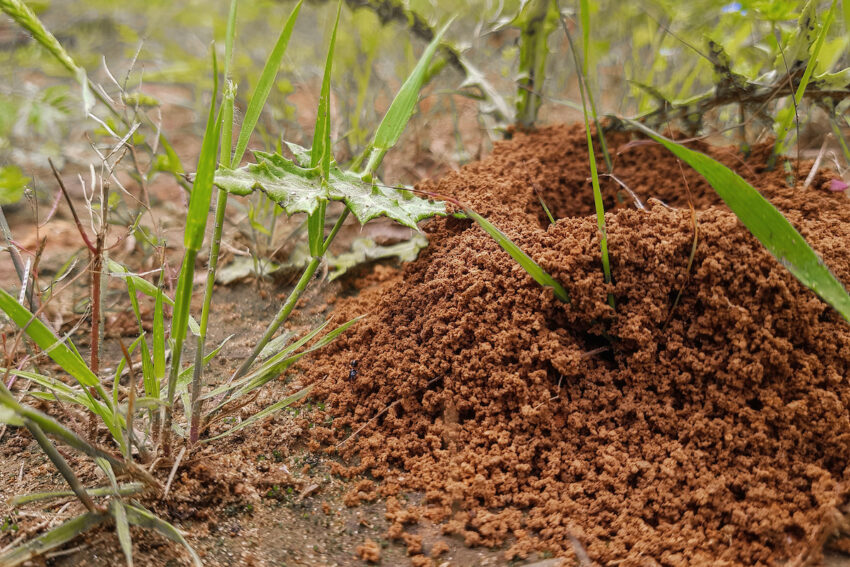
(306, 125, 850, 566)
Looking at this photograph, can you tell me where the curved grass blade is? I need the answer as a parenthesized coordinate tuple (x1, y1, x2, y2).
(464, 210, 568, 302)
(363, 18, 452, 174)
(124, 505, 202, 567)
(0, 0, 80, 74)
(0, 288, 99, 389)
(232, 0, 303, 165)
(0, 512, 106, 567)
(630, 121, 850, 323)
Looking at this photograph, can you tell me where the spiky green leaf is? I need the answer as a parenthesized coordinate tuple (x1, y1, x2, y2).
(214, 149, 444, 229)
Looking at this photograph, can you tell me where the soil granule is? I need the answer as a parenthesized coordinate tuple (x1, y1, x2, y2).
(305, 125, 850, 566)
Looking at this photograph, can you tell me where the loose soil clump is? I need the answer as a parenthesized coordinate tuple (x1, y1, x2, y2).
(306, 125, 850, 565)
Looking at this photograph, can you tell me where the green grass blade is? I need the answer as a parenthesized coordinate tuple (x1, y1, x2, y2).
(223, 0, 238, 82)
(631, 122, 850, 323)
(774, 0, 838, 157)
(465, 210, 568, 302)
(204, 384, 313, 442)
(0, 512, 106, 567)
(0, 0, 81, 74)
(0, 288, 103, 392)
(232, 0, 303, 165)
(124, 505, 202, 567)
(579, 0, 590, 71)
(561, 15, 613, 307)
(183, 51, 223, 253)
(371, 19, 452, 154)
(153, 287, 166, 381)
(9, 483, 145, 507)
(311, 0, 341, 173)
(110, 500, 133, 567)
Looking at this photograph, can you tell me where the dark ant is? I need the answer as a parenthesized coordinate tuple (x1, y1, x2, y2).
(348, 359, 358, 381)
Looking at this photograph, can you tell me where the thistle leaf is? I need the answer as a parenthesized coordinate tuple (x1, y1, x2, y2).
(214, 148, 444, 229)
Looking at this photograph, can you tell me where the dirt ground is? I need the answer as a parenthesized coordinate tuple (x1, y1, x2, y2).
(2, 124, 850, 566)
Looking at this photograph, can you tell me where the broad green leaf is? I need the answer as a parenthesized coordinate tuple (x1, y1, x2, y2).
(124, 505, 201, 567)
(214, 148, 445, 229)
(464, 210, 569, 302)
(0, 512, 106, 567)
(232, 0, 302, 165)
(631, 122, 850, 323)
(372, 19, 452, 153)
(204, 384, 313, 442)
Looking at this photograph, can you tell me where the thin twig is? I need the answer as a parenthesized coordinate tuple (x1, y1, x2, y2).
(162, 446, 186, 500)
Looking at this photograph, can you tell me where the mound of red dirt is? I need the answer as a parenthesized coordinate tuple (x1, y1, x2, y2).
(307, 125, 850, 565)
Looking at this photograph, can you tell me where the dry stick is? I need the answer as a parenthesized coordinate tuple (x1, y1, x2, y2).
(600, 173, 646, 211)
(48, 158, 104, 437)
(162, 446, 186, 500)
(118, 340, 145, 464)
(773, 36, 802, 178)
(0, 205, 38, 314)
(803, 134, 832, 189)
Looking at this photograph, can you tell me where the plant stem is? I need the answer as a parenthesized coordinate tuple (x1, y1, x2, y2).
(161, 249, 198, 456)
(188, 189, 228, 444)
(227, 255, 322, 384)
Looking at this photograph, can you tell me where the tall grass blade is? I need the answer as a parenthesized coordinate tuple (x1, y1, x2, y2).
(0, 512, 106, 567)
(232, 0, 303, 165)
(631, 121, 850, 323)
(165, 50, 223, 450)
(310, 0, 341, 173)
(465, 210, 568, 302)
(367, 19, 451, 170)
(576, 2, 611, 171)
(307, 1, 341, 256)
